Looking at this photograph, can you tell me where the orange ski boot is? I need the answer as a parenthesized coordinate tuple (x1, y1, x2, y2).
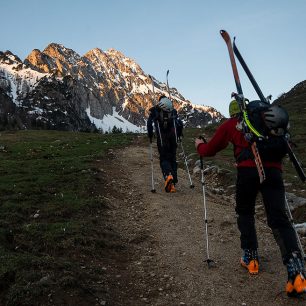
(170, 183, 176, 193)
(286, 253, 306, 296)
(164, 174, 173, 193)
(240, 249, 259, 275)
(286, 273, 306, 296)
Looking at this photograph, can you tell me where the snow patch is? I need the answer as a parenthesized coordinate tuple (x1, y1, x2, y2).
(131, 82, 149, 95)
(122, 98, 129, 111)
(0, 63, 48, 104)
(86, 106, 143, 133)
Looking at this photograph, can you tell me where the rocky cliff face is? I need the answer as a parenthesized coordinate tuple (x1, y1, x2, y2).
(0, 44, 223, 132)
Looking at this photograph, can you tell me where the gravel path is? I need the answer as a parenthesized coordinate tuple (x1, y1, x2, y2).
(101, 139, 305, 306)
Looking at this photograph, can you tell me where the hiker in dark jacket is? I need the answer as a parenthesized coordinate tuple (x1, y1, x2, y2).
(147, 95, 183, 193)
(195, 99, 306, 296)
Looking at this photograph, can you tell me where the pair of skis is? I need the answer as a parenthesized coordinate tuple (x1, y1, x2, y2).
(220, 30, 306, 183)
(220, 30, 266, 183)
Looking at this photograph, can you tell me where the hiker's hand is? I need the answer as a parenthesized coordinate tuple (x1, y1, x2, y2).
(195, 138, 205, 149)
(198, 135, 207, 143)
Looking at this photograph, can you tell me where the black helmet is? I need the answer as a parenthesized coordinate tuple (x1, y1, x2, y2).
(263, 105, 289, 131)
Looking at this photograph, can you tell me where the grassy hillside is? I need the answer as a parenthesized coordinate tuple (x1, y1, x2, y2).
(274, 81, 306, 139)
(0, 130, 134, 305)
(274, 81, 306, 183)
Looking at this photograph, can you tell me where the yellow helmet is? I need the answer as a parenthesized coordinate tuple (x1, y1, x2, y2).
(229, 100, 240, 118)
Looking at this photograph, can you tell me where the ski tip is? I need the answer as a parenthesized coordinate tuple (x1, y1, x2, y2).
(220, 29, 230, 41)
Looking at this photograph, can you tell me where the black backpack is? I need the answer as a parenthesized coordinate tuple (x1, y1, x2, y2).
(246, 100, 289, 137)
(157, 109, 173, 130)
(246, 100, 270, 136)
(238, 100, 289, 162)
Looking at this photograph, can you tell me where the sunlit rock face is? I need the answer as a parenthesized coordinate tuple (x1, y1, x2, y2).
(0, 44, 223, 132)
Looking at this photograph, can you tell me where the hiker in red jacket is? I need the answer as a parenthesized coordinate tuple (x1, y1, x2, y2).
(195, 99, 306, 296)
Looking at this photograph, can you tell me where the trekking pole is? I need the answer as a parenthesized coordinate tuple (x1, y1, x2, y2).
(179, 139, 194, 188)
(149, 140, 156, 193)
(284, 196, 306, 261)
(199, 144, 215, 267)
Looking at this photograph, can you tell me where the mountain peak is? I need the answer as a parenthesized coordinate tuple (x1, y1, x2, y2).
(43, 43, 81, 66)
(25, 48, 56, 73)
(24, 43, 81, 75)
(0, 50, 22, 65)
(106, 48, 125, 58)
(87, 47, 104, 54)
(44, 43, 70, 53)
(84, 48, 106, 60)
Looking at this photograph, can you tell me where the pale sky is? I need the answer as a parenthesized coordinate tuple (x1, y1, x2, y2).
(2, 0, 306, 116)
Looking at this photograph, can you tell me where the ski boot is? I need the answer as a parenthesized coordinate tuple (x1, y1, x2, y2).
(286, 252, 306, 297)
(240, 249, 259, 275)
(170, 183, 176, 193)
(164, 174, 174, 193)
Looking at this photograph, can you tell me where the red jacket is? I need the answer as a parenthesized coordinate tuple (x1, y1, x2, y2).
(197, 117, 282, 170)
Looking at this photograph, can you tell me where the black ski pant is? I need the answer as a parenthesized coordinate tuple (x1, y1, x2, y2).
(235, 167, 300, 264)
(157, 138, 178, 184)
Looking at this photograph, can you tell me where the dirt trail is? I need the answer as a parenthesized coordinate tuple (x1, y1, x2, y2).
(101, 138, 305, 306)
